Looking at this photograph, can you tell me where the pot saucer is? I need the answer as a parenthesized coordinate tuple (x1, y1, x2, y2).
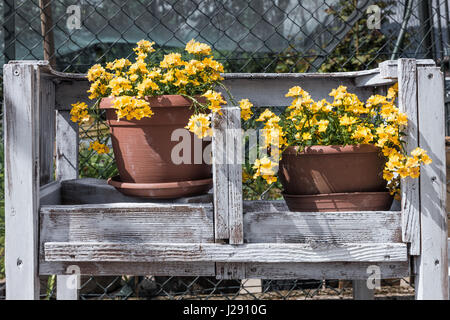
(282, 192, 393, 212)
(108, 176, 213, 199)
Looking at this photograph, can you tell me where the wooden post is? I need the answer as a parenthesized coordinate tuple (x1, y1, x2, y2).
(397, 59, 421, 255)
(39, 0, 56, 67)
(4, 63, 41, 299)
(415, 66, 449, 300)
(55, 110, 79, 300)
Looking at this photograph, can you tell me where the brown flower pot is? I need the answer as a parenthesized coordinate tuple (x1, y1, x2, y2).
(100, 95, 212, 199)
(279, 144, 393, 212)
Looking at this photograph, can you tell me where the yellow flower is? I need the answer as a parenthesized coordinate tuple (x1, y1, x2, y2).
(106, 58, 131, 72)
(256, 109, 276, 122)
(70, 102, 90, 124)
(339, 115, 358, 126)
(203, 90, 227, 114)
(185, 113, 212, 139)
(302, 132, 312, 140)
(108, 77, 132, 96)
(397, 166, 410, 179)
(317, 120, 329, 133)
(113, 96, 153, 120)
(89, 141, 110, 154)
(239, 99, 253, 120)
(185, 39, 212, 55)
(160, 53, 184, 68)
(253, 157, 278, 184)
(135, 40, 155, 54)
(383, 170, 394, 181)
(87, 64, 106, 82)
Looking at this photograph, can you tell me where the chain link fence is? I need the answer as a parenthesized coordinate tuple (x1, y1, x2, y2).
(1, 0, 449, 300)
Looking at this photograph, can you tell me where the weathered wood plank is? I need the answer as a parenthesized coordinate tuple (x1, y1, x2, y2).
(4, 63, 40, 299)
(39, 77, 55, 185)
(60, 178, 213, 205)
(55, 77, 377, 110)
(379, 59, 436, 79)
(415, 67, 449, 300)
(40, 203, 214, 244)
(227, 107, 243, 244)
(44, 242, 407, 263)
(39, 261, 216, 276)
(55, 110, 78, 180)
(354, 71, 396, 88)
(241, 262, 409, 280)
(244, 209, 402, 244)
(397, 59, 421, 255)
(212, 111, 229, 240)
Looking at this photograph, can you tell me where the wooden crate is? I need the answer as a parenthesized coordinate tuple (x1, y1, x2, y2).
(3, 59, 448, 300)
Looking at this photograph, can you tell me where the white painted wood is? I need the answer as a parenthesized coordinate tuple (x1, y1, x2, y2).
(212, 111, 229, 240)
(379, 59, 435, 79)
(44, 242, 407, 263)
(244, 209, 402, 244)
(242, 262, 409, 280)
(60, 178, 212, 204)
(352, 280, 374, 300)
(227, 107, 243, 244)
(355, 71, 397, 88)
(39, 261, 216, 276)
(55, 102, 79, 300)
(55, 110, 79, 181)
(39, 203, 214, 244)
(415, 67, 449, 300)
(39, 77, 55, 185)
(397, 59, 421, 255)
(4, 63, 41, 299)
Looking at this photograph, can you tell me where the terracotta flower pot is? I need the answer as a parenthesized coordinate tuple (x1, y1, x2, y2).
(279, 144, 393, 212)
(100, 95, 212, 199)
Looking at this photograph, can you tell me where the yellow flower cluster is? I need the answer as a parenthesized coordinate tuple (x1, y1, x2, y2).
(70, 102, 90, 124)
(247, 84, 432, 196)
(112, 96, 154, 120)
(239, 99, 253, 120)
(71, 39, 229, 151)
(89, 141, 110, 154)
(185, 114, 212, 139)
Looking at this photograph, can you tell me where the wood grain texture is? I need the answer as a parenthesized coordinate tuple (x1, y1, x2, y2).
(397, 59, 421, 255)
(227, 107, 243, 244)
(240, 262, 409, 280)
(44, 242, 407, 263)
(244, 209, 402, 244)
(4, 63, 40, 299)
(212, 111, 229, 240)
(55, 110, 78, 180)
(415, 67, 449, 300)
(39, 261, 216, 276)
(40, 203, 214, 244)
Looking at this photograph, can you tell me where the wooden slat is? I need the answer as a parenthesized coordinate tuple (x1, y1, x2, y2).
(60, 178, 212, 205)
(54, 77, 377, 110)
(55, 110, 79, 180)
(227, 107, 243, 244)
(397, 59, 421, 255)
(40, 262, 215, 276)
(212, 111, 229, 240)
(240, 262, 409, 280)
(44, 242, 408, 263)
(4, 63, 40, 299)
(415, 67, 449, 300)
(39, 203, 214, 244)
(244, 209, 402, 244)
(39, 77, 55, 185)
(379, 59, 436, 79)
